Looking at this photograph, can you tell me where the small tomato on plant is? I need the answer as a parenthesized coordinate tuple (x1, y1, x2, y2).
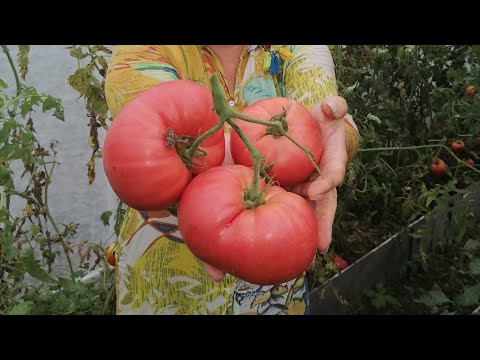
(106, 243, 117, 267)
(450, 139, 465, 153)
(466, 85, 476, 97)
(457, 176, 469, 189)
(333, 256, 348, 271)
(430, 158, 447, 178)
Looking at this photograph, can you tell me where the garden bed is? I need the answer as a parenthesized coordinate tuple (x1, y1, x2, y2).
(309, 182, 480, 315)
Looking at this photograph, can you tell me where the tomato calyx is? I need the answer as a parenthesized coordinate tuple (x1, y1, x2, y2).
(243, 187, 266, 209)
(165, 127, 207, 170)
(266, 110, 289, 137)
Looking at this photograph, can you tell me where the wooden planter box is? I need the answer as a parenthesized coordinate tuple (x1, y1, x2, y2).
(309, 182, 480, 315)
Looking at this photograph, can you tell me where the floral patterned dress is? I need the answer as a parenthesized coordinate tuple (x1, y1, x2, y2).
(104, 45, 360, 315)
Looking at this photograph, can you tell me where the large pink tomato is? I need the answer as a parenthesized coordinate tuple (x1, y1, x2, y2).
(103, 80, 225, 211)
(177, 165, 318, 285)
(230, 97, 323, 186)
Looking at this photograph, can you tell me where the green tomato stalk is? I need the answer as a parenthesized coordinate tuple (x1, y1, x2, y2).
(184, 74, 322, 209)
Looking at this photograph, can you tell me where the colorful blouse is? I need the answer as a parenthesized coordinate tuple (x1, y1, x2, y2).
(105, 45, 360, 315)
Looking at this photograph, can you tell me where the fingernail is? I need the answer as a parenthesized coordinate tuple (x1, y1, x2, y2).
(326, 101, 337, 114)
(319, 246, 330, 255)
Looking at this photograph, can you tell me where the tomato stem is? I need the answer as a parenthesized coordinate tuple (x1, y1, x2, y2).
(207, 74, 270, 207)
(183, 120, 226, 163)
(225, 118, 266, 207)
(1, 45, 21, 97)
(219, 102, 322, 177)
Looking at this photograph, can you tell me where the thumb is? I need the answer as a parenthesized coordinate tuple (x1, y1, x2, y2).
(203, 262, 226, 282)
(317, 96, 348, 121)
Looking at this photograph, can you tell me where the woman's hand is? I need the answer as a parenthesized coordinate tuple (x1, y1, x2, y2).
(289, 96, 349, 254)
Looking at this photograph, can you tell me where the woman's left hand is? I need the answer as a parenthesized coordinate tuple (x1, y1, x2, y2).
(289, 96, 349, 254)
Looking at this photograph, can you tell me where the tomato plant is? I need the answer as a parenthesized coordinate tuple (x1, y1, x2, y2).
(475, 136, 480, 148)
(230, 97, 323, 186)
(102, 80, 225, 211)
(450, 139, 465, 153)
(177, 165, 318, 285)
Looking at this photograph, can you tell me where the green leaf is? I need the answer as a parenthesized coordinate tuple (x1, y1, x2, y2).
(344, 81, 359, 94)
(101, 210, 113, 226)
(69, 47, 88, 60)
(21, 101, 31, 119)
(56, 293, 69, 311)
(384, 294, 401, 307)
(0, 120, 16, 143)
(67, 65, 95, 96)
(19, 249, 50, 282)
(464, 239, 480, 254)
(0, 143, 26, 161)
(8, 301, 34, 315)
(454, 284, 480, 307)
(0, 79, 7, 89)
(469, 258, 480, 276)
(415, 289, 450, 307)
(440, 310, 456, 315)
(97, 45, 112, 54)
(53, 108, 64, 121)
(97, 56, 108, 69)
(371, 295, 386, 309)
(5, 245, 19, 261)
(58, 278, 78, 291)
(0, 165, 13, 187)
(30, 225, 41, 237)
(367, 113, 382, 124)
(17, 45, 30, 80)
(42, 95, 58, 113)
(425, 193, 437, 207)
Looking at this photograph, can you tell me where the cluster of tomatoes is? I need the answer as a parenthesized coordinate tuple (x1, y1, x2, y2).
(101, 80, 330, 285)
(429, 137, 477, 188)
(429, 84, 479, 185)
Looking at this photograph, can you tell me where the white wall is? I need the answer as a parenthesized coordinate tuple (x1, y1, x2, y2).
(1, 45, 118, 268)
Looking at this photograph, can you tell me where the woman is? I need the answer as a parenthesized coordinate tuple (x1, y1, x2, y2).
(104, 45, 360, 315)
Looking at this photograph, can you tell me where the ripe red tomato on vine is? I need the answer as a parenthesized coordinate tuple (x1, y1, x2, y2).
(430, 158, 447, 178)
(450, 139, 465, 153)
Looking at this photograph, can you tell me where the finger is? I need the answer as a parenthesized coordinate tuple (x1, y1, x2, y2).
(308, 124, 347, 200)
(287, 171, 320, 197)
(203, 262, 226, 282)
(314, 189, 338, 253)
(289, 181, 312, 197)
(318, 96, 348, 121)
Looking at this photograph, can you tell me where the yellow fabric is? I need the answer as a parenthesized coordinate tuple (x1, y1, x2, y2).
(105, 45, 360, 315)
